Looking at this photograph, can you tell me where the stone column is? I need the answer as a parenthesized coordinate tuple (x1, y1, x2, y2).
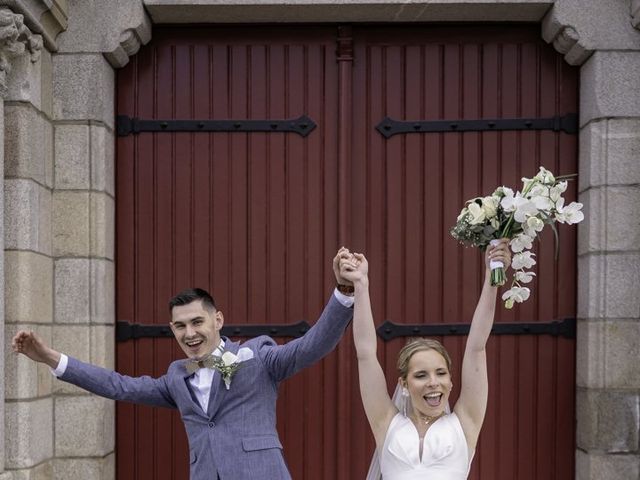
(47, 1, 149, 478)
(575, 50, 640, 479)
(1, 6, 51, 479)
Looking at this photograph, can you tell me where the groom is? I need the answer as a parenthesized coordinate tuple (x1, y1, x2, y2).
(12, 249, 356, 480)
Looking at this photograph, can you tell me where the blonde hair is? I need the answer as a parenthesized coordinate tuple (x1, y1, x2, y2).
(397, 338, 452, 381)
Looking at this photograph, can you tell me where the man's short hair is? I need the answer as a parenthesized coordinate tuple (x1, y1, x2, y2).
(169, 288, 217, 312)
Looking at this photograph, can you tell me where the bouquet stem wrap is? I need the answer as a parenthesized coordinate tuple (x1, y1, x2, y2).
(489, 239, 506, 286)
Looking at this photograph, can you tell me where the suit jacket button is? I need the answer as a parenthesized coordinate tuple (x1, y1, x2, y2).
(208, 422, 214, 428)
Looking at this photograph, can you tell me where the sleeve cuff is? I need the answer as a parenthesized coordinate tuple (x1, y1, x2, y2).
(51, 353, 68, 377)
(333, 288, 355, 308)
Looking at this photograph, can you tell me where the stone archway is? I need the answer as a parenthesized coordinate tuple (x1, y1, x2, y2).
(2, 1, 638, 479)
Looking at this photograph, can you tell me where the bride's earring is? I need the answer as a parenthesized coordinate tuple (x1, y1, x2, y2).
(401, 387, 409, 417)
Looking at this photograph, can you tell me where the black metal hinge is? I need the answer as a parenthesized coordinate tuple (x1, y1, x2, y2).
(116, 115, 316, 137)
(376, 113, 578, 138)
(116, 320, 311, 342)
(376, 317, 576, 341)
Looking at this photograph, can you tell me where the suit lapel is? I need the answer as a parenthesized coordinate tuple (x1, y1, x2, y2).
(180, 362, 208, 416)
(207, 338, 239, 418)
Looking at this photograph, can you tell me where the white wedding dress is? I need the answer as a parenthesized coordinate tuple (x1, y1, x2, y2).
(379, 412, 472, 480)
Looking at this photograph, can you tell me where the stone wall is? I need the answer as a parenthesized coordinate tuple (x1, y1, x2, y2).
(2, 1, 639, 479)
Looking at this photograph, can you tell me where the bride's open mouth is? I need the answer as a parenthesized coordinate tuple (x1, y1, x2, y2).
(423, 392, 442, 407)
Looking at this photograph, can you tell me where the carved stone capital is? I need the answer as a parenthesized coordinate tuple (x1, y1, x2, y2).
(0, 7, 42, 97)
(541, 11, 592, 66)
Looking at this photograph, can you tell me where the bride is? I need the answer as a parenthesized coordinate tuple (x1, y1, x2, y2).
(339, 240, 510, 480)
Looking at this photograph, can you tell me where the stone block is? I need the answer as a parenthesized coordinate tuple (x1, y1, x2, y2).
(4, 179, 52, 255)
(5, 398, 53, 468)
(52, 325, 90, 395)
(579, 118, 640, 191)
(5, 251, 53, 324)
(55, 124, 90, 190)
(578, 253, 640, 319)
(576, 319, 604, 389)
(55, 396, 115, 457)
(577, 449, 640, 479)
(578, 186, 640, 254)
(603, 320, 640, 389)
(53, 454, 115, 480)
(0, 460, 54, 480)
(40, 48, 53, 119)
(577, 319, 640, 390)
(52, 54, 115, 128)
(5, 324, 53, 400)
(576, 388, 639, 453)
(4, 104, 54, 188)
(5, 45, 43, 110)
(91, 125, 115, 195)
(90, 259, 115, 325)
(91, 325, 115, 370)
(52, 191, 89, 257)
(145, 1, 552, 24)
(91, 193, 115, 260)
(580, 52, 640, 126)
(55, 258, 90, 324)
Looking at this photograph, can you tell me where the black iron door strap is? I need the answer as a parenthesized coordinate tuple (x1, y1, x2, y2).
(376, 113, 578, 138)
(116, 320, 311, 342)
(117, 114, 316, 137)
(377, 317, 575, 341)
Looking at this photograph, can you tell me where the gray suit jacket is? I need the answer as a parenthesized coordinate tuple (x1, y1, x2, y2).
(60, 294, 352, 480)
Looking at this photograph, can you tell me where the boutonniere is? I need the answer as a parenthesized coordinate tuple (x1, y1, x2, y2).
(211, 346, 253, 389)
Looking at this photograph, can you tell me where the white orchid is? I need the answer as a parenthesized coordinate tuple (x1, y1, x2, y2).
(550, 181, 568, 202)
(522, 216, 544, 237)
(502, 287, 531, 309)
(534, 166, 556, 184)
(513, 199, 539, 223)
(515, 270, 536, 283)
(555, 200, 584, 225)
(512, 251, 537, 270)
(510, 234, 534, 253)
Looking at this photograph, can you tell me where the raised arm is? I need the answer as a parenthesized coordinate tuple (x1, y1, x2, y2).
(341, 253, 396, 447)
(454, 238, 511, 450)
(12, 330, 176, 409)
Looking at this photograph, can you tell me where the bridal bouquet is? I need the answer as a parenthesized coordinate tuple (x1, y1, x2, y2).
(450, 166, 584, 308)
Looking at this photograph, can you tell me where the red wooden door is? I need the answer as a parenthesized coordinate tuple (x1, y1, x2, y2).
(116, 25, 577, 480)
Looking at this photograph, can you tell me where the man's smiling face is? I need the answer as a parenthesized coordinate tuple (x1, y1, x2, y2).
(170, 300, 224, 360)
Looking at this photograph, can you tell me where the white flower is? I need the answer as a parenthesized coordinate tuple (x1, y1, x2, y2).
(522, 217, 544, 237)
(482, 196, 499, 218)
(512, 251, 537, 269)
(502, 287, 531, 309)
(500, 188, 517, 212)
(530, 193, 554, 213)
(510, 234, 534, 253)
(515, 271, 536, 283)
(490, 217, 501, 230)
(467, 202, 486, 225)
(555, 200, 584, 225)
(457, 207, 469, 222)
(221, 351, 239, 366)
(550, 181, 568, 202)
(534, 166, 555, 184)
(513, 199, 539, 223)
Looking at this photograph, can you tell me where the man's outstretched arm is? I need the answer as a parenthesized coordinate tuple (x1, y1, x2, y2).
(12, 330, 176, 409)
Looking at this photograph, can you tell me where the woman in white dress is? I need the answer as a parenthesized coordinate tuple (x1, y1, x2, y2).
(339, 240, 510, 480)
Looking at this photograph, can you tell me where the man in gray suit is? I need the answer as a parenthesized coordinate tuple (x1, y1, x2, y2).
(12, 249, 355, 480)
